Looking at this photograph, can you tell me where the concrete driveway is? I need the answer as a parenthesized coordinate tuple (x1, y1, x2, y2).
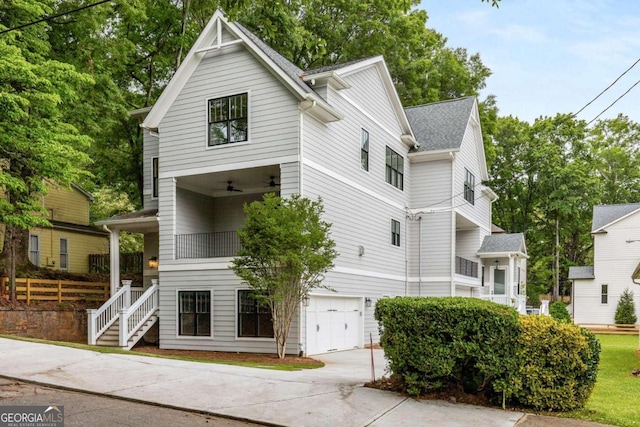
(0, 337, 525, 426)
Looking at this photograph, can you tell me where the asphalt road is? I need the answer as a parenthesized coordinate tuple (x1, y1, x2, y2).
(0, 378, 261, 427)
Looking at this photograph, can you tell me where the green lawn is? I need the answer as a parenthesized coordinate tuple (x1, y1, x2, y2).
(567, 334, 640, 427)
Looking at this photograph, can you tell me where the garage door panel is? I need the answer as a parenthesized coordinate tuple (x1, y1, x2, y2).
(306, 296, 362, 355)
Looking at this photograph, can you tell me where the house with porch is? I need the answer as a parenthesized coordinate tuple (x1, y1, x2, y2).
(91, 10, 527, 354)
(569, 203, 640, 324)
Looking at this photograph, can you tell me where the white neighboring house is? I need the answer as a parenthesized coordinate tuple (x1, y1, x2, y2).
(569, 203, 640, 324)
(91, 10, 527, 355)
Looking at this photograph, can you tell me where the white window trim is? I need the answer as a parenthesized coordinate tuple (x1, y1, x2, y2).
(360, 128, 370, 172)
(390, 218, 401, 248)
(174, 289, 214, 339)
(234, 288, 275, 342)
(204, 90, 252, 150)
(600, 284, 608, 305)
(59, 237, 69, 271)
(151, 157, 159, 199)
(29, 234, 40, 267)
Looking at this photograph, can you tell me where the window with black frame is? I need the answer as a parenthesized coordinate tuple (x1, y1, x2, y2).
(178, 291, 211, 336)
(238, 290, 274, 338)
(208, 93, 248, 146)
(464, 168, 475, 204)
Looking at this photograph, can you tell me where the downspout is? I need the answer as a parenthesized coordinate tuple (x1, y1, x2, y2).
(418, 216, 423, 297)
(404, 215, 408, 296)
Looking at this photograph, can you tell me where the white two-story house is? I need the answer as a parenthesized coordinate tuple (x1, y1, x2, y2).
(92, 10, 527, 355)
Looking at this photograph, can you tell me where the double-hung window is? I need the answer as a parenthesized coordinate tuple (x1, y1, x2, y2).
(29, 235, 40, 267)
(152, 157, 159, 198)
(601, 284, 608, 304)
(391, 219, 401, 247)
(464, 168, 475, 204)
(59, 238, 69, 270)
(178, 291, 211, 336)
(208, 93, 248, 146)
(361, 129, 369, 171)
(238, 290, 274, 338)
(385, 147, 404, 190)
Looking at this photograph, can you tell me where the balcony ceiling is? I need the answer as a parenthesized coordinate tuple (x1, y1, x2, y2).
(176, 165, 281, 197)
(456, 212, 478, 230)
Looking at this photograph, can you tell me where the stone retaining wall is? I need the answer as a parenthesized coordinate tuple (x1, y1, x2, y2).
(0, 309, 87, 342)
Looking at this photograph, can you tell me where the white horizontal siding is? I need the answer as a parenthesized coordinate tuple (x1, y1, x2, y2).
(410, 160, 452, 209)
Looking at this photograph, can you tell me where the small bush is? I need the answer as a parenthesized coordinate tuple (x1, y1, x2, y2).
(375, 297, 521, 397)
(615, 288, 637, 325)
(549, 301, 571, 323)
(505, 316, 600, 411)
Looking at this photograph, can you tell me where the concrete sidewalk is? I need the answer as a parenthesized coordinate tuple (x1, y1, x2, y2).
(0, 338, 610, 427)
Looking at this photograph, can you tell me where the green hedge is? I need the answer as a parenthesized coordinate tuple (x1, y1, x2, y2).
(549, 301, 571, 323)
(375, 297, 521, 396)
(504, 315, 600, 411)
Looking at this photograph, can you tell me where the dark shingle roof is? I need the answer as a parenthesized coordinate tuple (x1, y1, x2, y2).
(568, 266, 595, 280)
(592, 203, 640, 232)
(304, 57, 376, 75)
(478, 233, 525, 254)
(405, 97, 476, 152)
(235, 22, 315, 96)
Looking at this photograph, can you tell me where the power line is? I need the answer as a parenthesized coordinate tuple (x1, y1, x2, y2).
(572, 57, 640, 118)
(0, 0, 112, 36)
(586, 77, 640, 125)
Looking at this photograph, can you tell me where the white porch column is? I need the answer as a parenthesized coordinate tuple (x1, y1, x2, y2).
(508, 255, 515, 300)
(109, 228, 120, 296)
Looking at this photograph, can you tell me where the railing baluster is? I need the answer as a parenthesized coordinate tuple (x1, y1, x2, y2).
(175, 231, 242, 259)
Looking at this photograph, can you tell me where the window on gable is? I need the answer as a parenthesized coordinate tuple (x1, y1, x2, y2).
(464, 168, 475, 204)
(391, 219, 401, 247)
(59, 238, 69, 270)
(361, 129, 369, 171)
(152, 157, 159, 198)
(178, 291, 211, 336)
(601, 284, 608, 304)
(208, 93, 248, 147)
(29, 234, 40, 267)
(238, 290, 274, 338)
(385, 147, 403, 190)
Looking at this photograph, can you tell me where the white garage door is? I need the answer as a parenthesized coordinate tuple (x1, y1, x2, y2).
(306, 296, 361, 355)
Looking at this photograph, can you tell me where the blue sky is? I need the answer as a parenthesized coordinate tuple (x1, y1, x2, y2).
(419, 0, 640, 124)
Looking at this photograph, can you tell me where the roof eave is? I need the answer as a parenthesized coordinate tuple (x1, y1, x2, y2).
(408, 148, 458, 162)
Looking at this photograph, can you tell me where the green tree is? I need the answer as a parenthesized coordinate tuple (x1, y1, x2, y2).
(0, 1, 92, 298)
(231, 194, 338, 358)
(614, 288, 637, 325)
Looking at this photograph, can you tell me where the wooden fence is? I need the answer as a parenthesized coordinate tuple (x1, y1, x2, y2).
(0, 277, 109, 304)
(89, 252, 143, 274)
(578, 323, 640, 335)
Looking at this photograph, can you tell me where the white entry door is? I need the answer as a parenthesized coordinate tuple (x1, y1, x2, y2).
(306, 296, 361, 355)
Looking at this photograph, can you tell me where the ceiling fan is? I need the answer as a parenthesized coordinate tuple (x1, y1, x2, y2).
(226, 181, 243, 192)
(265, 176, 281, 188)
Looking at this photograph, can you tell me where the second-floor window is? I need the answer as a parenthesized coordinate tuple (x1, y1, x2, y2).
(385, 147, 403, 190)
(208, 93, 248, 147)
(601, 284, 608, 304)
(361, 129, 369, 171)
(152, 157, 159, 198)
(464, 168, 475, 204)
(391, 219, 401, 246)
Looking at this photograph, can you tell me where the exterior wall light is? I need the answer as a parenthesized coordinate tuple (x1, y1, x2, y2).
(365, 297, 372, 308)
(148, 256, 159, 269)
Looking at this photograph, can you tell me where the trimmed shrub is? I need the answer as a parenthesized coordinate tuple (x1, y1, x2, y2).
(549, 301, 571, 323)
(615, 288, 637, 325)
(505, 315, 600, 411)
(375, 297, 521, 396)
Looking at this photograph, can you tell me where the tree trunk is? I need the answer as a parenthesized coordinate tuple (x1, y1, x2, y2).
(553, 214, 560, 302)
(1, 226, 29, 301)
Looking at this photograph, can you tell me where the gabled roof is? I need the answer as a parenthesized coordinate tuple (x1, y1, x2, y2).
(568, 266, 595, 280)
(405, 97, 476, 152)
(591, 203, 640, 233)
(478, 233, 527, 257)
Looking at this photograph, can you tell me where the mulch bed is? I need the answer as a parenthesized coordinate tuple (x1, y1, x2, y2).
(132, 344, 325, 367)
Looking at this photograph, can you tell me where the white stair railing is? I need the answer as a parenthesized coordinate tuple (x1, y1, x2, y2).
(87, 284, 131, 345)
(119, 284, 159, 348)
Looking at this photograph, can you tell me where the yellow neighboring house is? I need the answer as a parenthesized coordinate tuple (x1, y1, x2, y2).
(0, 183, 109, 274)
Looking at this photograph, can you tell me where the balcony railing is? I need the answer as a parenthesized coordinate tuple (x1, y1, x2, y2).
(455, 256, 479, 278)
(175, 231, 241, 259)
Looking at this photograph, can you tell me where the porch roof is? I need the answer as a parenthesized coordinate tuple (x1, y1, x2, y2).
(477, 233, 527, 258)
(568, 266, 595, 280)
(95, 208, 159, 233)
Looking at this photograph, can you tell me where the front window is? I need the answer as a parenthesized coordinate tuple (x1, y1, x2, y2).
(152, 157, 159, 198)
(464, 168, 475, 204)
(385, 147, 404, 190)
(178, 291, 211, 336)
(208, 93, 248, 146)
(59, 238, 69, 270)
(601, 284, 608, 304)
(391, 219, 401, 246)
(238, 290, 274, 338)
(29, 234, 40, 267)
(361, 129, 369, 171)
